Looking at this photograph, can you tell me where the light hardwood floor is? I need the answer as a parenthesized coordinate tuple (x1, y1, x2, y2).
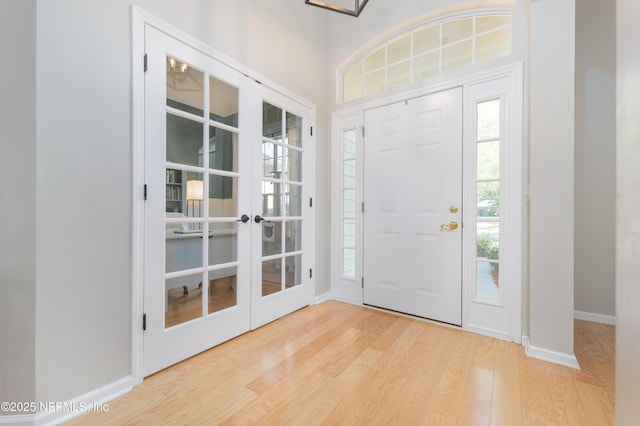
(67, 301, 614, 425)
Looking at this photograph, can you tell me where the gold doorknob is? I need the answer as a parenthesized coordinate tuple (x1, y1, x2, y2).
(449, 205, 458, 214)
(440, 221, 459, 231)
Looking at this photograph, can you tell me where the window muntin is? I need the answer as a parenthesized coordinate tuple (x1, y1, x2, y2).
(342, 13, 512, 103)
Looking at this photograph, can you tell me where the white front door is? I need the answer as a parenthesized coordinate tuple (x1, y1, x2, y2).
(363, 87, 463, 325)
(142, 26, 315, 375)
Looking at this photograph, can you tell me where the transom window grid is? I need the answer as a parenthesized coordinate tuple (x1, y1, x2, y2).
(343, 13, 512, 102)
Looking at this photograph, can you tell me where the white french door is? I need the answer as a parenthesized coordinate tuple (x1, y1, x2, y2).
(363, 87, 463, 325)
(142, 26, 314, 375)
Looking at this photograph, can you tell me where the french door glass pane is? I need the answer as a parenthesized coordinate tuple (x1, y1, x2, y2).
(477, 222, 500, 261)
(166, 114, 203, 167)
(285, 255, 302, 288)
(166, 56, 204, 115)
(477, 141, 500, 180)
(286, 112, 303, 148)
(263, 103, 282, 138)
(477, 181, 500, 218)
(262, 180, 282, 217)
(262, 221, 282, 256)
(209, 127, 238, 172)
(208, 268, 237, 314)
(477, 99, 500, 139)
(209, 76, 239, 127)
(285, 148, 302, 182)
(262, 142, 282, 178)
(165, 168, 184, 216)
(285, 184, 302, 216)
(165, 230, 203, 273)
(262, 259, 282, 296)
(165, 272, 203, 328)
(184, 173, 204, 219)
(208, 226, 238, 265)
(208, 175, 236, 215)
(285, 220, 302, 253)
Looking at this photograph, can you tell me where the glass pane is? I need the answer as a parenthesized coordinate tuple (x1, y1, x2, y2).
(166, 57, 204, 116)
(343, 219, 356, 247)
(262, 180, 282, 217)
(477, 99, 501, 140)
(262, 221, 282, 256)
(477, 181, 500, 218)
(165, 227, 203, 273)
(364, 69, 385, 97)
(166, 114, 203, 167)
(413, 51, 440, 81)
(364, 46, 385, 72)
(343, 159, 356, 188)
(388, 34, 411, 64)
(443, 17, 473, 45)
(343, 130, 356, 160)
(343, 189, 356, 219)
(442, 40, 472, 73)
(342, 248, 356, 278)
(184, 173, 204, 219)
(387, 61, 411, 89)
(285, 255, 302, 288)
(477, 141, 500, 180)
(263, 102, 282, 139)
(285, 220, 302, 253)
(476, 15, 511, 34)
(208, 127, 238, 172)
(286, 112, 303, 148)
(208, 267, 237, 314)
(477, 222, 500, 260)
(344, 60, 363, 79)
(476, 27, 512, 64)
(165, 272, 203, 328)
(262, 142, 283, 178)
(285, 148, 302, 182)
(209, 175, 236, 216)
(285, 184, 302, 217)
(344, 76, 363, 102)
(209, 76, 239, 127)
(262, 258, 282, 296)
(208, 222, 238, 265)
(165, 168, 184, 215)
(413, 25, 440, 54)
(476, 261, 499, 301)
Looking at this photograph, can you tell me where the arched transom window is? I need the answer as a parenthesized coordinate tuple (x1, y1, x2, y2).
(342, 12, 512, 102)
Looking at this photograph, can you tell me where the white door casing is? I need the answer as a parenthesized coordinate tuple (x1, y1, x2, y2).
(363, 87, 463, 325)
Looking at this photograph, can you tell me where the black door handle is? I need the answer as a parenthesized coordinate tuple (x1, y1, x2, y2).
(237, 214, 250, 223)
(254, 214, 271, 224)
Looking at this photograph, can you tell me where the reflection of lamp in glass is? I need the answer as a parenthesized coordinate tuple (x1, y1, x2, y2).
(186, 180, 204, 225)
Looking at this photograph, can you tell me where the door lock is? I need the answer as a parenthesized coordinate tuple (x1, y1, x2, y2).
(449, 205, 459, 214)
(237, 214, 250, 223)
(440, 221, 459, 231)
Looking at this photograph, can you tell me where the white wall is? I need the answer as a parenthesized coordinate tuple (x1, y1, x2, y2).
(528, 0, 576, 359)
(574, 0, 615, 318)
(0, 0, 37, 410)
(616, 0, 640, 422)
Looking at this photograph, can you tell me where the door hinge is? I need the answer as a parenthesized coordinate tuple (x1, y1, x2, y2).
(361, 202, 364, 213)
(144, 54, 148, 72)
(310, 126, 313, 136)
(361, 277, 364, 288)
(143, 313, 147, 331)
(309, 269, 313, 279)
(144, 184, 148, 201)
(362, 126, 365, 138)
(310, 198, 313, 208)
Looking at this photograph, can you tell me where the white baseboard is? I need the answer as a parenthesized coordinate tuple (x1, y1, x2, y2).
(574, 310, 616, 325)
(314, 292, 332, 305)
(34, 376, 133, 425)
(522, 336, 581, 370)
(0, 413, 35, 425)
(332, 295, 362, 306)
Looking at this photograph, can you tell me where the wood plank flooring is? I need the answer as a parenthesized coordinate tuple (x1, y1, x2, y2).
(66, 301, 615, 425)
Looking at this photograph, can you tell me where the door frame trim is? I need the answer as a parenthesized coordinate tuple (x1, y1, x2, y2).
(131, 6, 317, 385)
(330, 61, 524, 342)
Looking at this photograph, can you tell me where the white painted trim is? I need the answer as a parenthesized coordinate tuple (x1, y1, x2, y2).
(522, 336, 581, 370)
(0, 414, 34, 424)
(464, 325, 514, 342)
(574, 310, 616, 325)
(33, 376, 133, 426)
(314, 292, 332, 305)
(332, 294, 362, 306)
